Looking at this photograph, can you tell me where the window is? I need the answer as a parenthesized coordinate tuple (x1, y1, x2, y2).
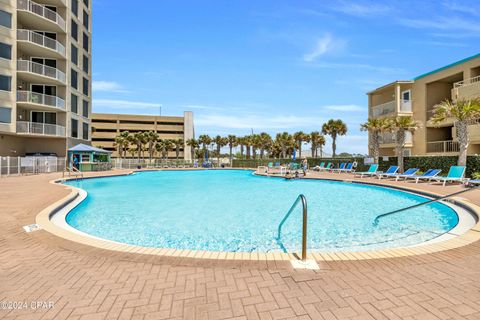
(72, 0, 78, 16)
(82, 122, 89, 140)
(0, 107, 11, 123)
(71, 69, 78, 89)
(31, 85, 56, 96)
(82, 55, 88, 73)
(71, 94, 78, 113)
(71, 44, 78, 65)
(71, 118, 78, 138)
(83, 0, 89, 8)
(83, 77, 89, 96)
(0, 10, 12, 29)
(83, 32, 89, 51)
(0, 42, 11, 60)
(0, 75, 11, 91)
(81, 154, 89, 162)
(71, 20, 78, 41)
(31, 57, 56, 68)
(82, 100, 88, 117)
(83, 10, 89, 30)
(32, 111, 56, 124)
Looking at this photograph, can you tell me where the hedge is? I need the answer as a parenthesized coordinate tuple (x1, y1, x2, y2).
(232, 155, 480, 177)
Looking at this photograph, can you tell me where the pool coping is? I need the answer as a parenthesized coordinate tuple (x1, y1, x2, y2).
(35, 169, 480, 262)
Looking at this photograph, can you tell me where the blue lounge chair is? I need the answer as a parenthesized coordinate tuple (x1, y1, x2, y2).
(330, 163, 346, 173)
(431, 166, 466, 186)
(381, 168, 419, 181)
(377, 166, 399, 179)
(354, 164, 379, 178)
(335, 162, 354, 174)
(405, 169, 441, 183)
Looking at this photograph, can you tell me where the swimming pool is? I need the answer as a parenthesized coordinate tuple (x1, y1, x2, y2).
(64, 170, 461, 253)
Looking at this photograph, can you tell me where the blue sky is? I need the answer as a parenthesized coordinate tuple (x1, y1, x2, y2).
(92, 0, 480, 154)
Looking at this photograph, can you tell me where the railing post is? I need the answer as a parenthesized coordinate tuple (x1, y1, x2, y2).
(7, 156, 10, 176)
(301, 196, 307, 261)
(17, 156, 20, 175)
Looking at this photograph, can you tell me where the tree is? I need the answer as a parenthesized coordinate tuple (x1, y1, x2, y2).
(132, 132, 147, 160)
(144, 131, 159, 161)
(275, 132, 294, 158)
(244, 135, 252, 159)
(198, 134, 211, 160)
(293, 131, 310, 158)
(258, 132, 272, 159)
(186, 138, 199, 161)
(322, 119, 347, 158)
(237, 137, 245, 159)
(173, 138, 184, 160)
(114, 131, 130, 159)
(391, 116, 420, 172)
(309, 131, 321, 158)
(213, 135, 227, 166)
(227, 135, 237, 166)
(432, 98, 480, 166)
(360, 118, 391, 164)
(156, 139, 173, 160)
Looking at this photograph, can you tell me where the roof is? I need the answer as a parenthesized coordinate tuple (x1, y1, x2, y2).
(68, 143, 112, 153)
(366, 80, 413, 95)
(414, 53, 480, 80)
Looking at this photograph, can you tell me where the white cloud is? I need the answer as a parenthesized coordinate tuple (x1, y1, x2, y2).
(399, 16, 480, 33)
(196, 114, 321, 129)
(331, 1, 391, 17)
(304, 62, 404, 74)
(92, 81, 128, 93)
(324, 105, 365, 112)
(184, 105, 226, 111)
(303, 34, 346, 62)
(93, 99, 162, 109)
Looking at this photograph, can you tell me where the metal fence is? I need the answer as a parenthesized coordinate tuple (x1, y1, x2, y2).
(0, 156, 67, 177)
(112, 158, 194, 169)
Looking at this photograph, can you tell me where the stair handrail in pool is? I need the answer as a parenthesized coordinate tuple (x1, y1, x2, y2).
(276, 194, 308, 261)
(373, 185, 480, 225)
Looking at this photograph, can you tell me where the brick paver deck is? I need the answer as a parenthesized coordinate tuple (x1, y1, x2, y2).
(1, 170, 480, 320)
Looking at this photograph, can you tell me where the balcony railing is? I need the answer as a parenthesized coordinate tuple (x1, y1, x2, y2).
(379, 131, 412, 144)
(454, 75, 480, 88)
(17, 91, 66, 110)
(16, 121, 66, 137)
(427, 140, 459, 153)
(17, 60, 66, 84)
(17, 0, 66, 31)
(400, 99, 412, 112)
(371, 100, 396, 117)
(17, 29, 66, 56)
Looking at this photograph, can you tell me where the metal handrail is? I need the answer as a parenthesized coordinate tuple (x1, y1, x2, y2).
(62, 166, 83, 180)
(276, 194, 308, 261)
(373, 185, 480, 225)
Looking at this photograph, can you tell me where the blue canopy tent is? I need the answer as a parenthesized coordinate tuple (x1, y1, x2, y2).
(68, 144, 112, 172)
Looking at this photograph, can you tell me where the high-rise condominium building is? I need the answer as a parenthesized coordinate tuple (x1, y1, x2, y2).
(367, 54, 480, 156)
(0, 0, 92, 157)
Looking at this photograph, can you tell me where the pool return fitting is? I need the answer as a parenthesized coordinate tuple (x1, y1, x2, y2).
(277, 194, 319, 269)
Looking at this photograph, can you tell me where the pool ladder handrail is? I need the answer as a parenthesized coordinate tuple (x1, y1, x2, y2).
(373, 185, 480, 225)
(276, 194, 308, 261)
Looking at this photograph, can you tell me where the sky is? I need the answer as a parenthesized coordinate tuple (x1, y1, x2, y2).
(91, 0, 480, 154)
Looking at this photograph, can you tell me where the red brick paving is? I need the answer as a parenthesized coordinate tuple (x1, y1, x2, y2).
(1, 170, 480, 319)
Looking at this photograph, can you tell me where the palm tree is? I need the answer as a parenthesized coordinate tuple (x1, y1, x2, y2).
(114, 131, 130, 159)
(250, 134, 261, 159)
(432, 98, 480, 166)
(156, 139, 173, 160)
(213, 135, 227, 166)
(258, 132, 272, 158)
(391, 116, 420, 172)
(237, 137, 245, 159)
(293, 131, 310, 158)
(360, 118, 391, 164)
(227, 135, 237, 166)
(310, 131, 321, 157)
(244, 135, 252, 159)
(198, 134, 211, 160)
(275, 132, 294, 158)
(317, 135, 326, 158)
(144, 131, 159, 161)
(186, 138, 199, 161)
(322, 119, 347, 158)
(132, 132, 146, 160)
(173, 138, 184, 160)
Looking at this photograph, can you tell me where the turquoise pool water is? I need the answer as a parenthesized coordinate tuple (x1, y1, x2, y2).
(65, 170, 459, 252)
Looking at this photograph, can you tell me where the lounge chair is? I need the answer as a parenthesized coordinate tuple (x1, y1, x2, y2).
(376, 166, 399, 179)
(319, 162, 332, 171)
(313, 162, 325, 171)
(337, 162, 355, 173)
(404, 169, 441, 183)
(382, 168, 419, 181)
(354, 164, 379, 178)
(431, 166, 466, 186)
(330, 163, 346, 173)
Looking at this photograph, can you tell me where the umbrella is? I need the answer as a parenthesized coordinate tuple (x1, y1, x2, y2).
(292, 148, 296, 161)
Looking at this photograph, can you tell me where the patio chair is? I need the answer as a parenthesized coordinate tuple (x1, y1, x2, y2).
(330, 163, 346, 173)
(431, 166, 466, 186)
(381, 168, 419, 181)
(404, 169, 441, 183)
(354, 164, 379, 178)
(376, 166, 399, 179)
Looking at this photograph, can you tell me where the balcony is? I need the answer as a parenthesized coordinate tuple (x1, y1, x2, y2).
(371, 100, 396, 117)
(16, 121, 66, 137)
(427, 140, 459, 154)
(17, 29, 66, 58)
(452, 76, 480, 101)
(17, 60, 66, 85)
(17, 91, 66, 111)
(400, 99, 412, 113)
(378, 131, 412, 146)
(17, 0, 66, 33)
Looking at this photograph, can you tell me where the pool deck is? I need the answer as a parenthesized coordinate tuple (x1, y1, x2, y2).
(2, 169, 480, 319)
